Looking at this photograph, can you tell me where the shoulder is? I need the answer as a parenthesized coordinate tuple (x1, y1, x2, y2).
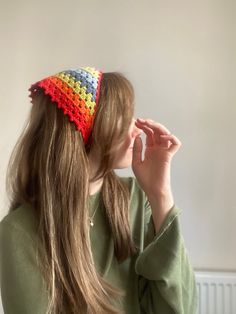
(0, 203, 38, 244)
(0, 206, 47, 313)
(119, 176, 142, 195)
(120, 177, 152, 244)
(120, 176, 147, 204)
(120, 176, 150, 223)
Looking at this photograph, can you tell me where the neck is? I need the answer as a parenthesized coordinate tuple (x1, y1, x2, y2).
(88, 148, 103, 195)
(89, 177, 103, 195)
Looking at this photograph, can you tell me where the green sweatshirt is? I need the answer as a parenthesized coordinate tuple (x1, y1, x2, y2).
(0, 177, 198, 314)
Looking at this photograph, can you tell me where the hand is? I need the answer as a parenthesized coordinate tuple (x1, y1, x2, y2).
(131, 118, 182, 200)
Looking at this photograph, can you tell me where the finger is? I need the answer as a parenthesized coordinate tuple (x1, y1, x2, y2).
(137, 118, 171, 136)
(160, 134, 182, 153)
(160, 134, 181, 143)
(132, 135, 143, 165)
(135, 121, 154, 147)
(137, 118, 155, 123)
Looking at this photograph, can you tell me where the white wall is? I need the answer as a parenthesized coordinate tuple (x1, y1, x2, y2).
(0, 0, 235, 275)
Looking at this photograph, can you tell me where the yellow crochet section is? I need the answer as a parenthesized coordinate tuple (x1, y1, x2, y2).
(56, 72, 96, 111)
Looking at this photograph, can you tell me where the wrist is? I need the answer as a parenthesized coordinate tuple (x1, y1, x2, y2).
(147, 191, 174, 234)
(147, 187, 173, 205)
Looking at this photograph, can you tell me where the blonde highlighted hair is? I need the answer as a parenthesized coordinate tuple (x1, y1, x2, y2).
(6, 72, 137, 313)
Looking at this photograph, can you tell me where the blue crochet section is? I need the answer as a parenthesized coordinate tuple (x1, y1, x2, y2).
(64, 69, 98, 101)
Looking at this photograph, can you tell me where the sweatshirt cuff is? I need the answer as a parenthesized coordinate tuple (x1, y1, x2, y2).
(135, 205, 182, 280)
(153, 204, 182, 240)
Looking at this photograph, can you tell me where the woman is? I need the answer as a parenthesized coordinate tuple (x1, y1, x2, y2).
(0, 67, 197, 313)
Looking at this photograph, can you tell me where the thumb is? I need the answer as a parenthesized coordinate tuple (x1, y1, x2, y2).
(132, 135, 143, 166)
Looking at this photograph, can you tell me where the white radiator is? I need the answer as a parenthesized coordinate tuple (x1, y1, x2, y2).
(195, 271, 236, 314)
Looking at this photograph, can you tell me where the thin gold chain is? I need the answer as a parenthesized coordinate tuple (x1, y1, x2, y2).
(89, 199, 100, 227)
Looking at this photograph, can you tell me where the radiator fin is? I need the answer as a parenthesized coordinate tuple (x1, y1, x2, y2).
(195, 271, 236, 314)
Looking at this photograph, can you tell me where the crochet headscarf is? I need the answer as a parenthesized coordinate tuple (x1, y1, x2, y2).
(28, 67, 103, 145)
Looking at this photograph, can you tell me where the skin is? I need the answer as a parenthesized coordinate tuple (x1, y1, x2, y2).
(88, 118, 141, 194)
(132, 118, 182, 233)
(112, 118, 143, 169)
(89, 117, 182, 234)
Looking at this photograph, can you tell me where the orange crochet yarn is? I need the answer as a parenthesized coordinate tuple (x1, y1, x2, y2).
(28, 67, 103, 144)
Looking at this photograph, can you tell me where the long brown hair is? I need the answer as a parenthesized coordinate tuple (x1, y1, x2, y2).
(6, 72, 136, 313)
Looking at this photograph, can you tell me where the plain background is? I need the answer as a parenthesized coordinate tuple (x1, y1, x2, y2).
(0, 0, 235, 312)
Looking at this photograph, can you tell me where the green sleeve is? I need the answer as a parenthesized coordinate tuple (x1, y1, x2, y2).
(0, 221, 48, 314)
(135, 204, 198, 314)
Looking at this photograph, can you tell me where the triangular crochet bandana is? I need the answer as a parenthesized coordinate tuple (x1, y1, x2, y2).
(29, 67, 103, 144)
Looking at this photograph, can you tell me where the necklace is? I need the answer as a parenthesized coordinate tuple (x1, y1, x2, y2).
(89, 200, 100, 227)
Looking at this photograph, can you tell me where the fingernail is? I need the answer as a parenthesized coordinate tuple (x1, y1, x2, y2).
(137, 118, 145, 122)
